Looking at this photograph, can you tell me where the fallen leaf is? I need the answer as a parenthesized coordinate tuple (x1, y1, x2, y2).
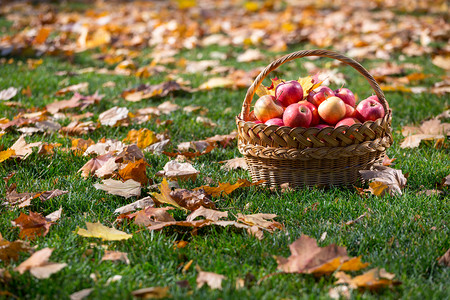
(69, 288, 94, 300)
(194, 179, 264, 197)
(14, 247, 67, 279)
(123, 128, 158, 149)
(276, 235, 369, 275)
(77, 222, 132, 241)
(198, 77, 234, 90)
(39, 189, 68, 201)
(345, 213, 367, 226)
(170, 189, 216, 211)
(12, 211, 52, 240)
(118, 159, 150, 186)
(37, 143, 62, 155)
(114, 196, 155, 214)
(220, 157, 248, 171)
(0, 149, 16, 163)
(84, 140, 126, 156)
(196, 116, 217, 127)
(156, 160, 200, 181)
(45, 207, 63, 222)
(0, 234, 32, 263)
(121, 81, 190, 101)
(328, 285, 351, 299)
(432, 55, 450, 70)
(94, 157, 118, 178)
(196, 271, 226, 290)
(10, 135, 42, 160)
(186, 206, 228, 222)
(46, 92, 102, 114)
(131, 287, 170, 299)
(60, 121, 96, 135)
(101, 250, 130, 264)
(382, 155, 396, 166)
(359, 165, 407, 196)
(55, 82, 89, 96)
(416, 189, 443, 196)
(151, 178, 186, 210)
(438, 248, 450, 267)
(98, 106, 129, 127)
(0, 87, 18, 101)
(79, 153, 115, 178)
(334, 268, 401, 291)
(133, 207, 176, 227)
(236, 49, 265, 62)
(94, 179, 141, 198)
(443, 174, 450, 187)
(237, 213, 284, 233)
(401, 118, 450, 148)
(157, 101, 181, 115)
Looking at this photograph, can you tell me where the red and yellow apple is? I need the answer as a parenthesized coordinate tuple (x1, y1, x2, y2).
(335, 117, 361, 127)
(265, 118, 285, 126)
(307, 86, 334, 107)
(334, 87, 356, 107)
(355, 98, 385, 122)
(298, 100, 320, 126)
(254, 95, 284, 123)
(344, 104, 356, 118)
(317, 96, 346, 125)
(283, 103, 312, 128)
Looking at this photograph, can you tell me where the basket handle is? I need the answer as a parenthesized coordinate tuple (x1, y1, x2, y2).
(240, 49, 389, 120)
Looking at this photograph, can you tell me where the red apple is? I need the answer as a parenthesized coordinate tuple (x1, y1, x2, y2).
(298, 100, 320, 126)
(366, 95, 389, 111)
(344, 104, 356, 118)
(265, 118, 285, 126)
(317, 96, 346, 125)
(275, 80, 303, 107)
(334, 87, 356, 107)
(254, 120, 263, 124)
(283, 103, 312, 128)
(335, 117, 361, 127)
(254, 95, 284, 123)
(307, 86, 334, 107)
(355, 99, 385, 122)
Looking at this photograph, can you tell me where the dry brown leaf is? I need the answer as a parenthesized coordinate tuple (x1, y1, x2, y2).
(359, 165, 407, 196)
(45, 207, 63, 222)
(84, 140, 126, 156)
(131, 287, 170, 299)
(276, 235, 369, 275)
(123, 128, 158, 149)
(118, 159, 150, 186)
(101, 250, 130, 264)
(204, 131, 238, 147)
(443, 174, 450, 187)
(416, 189, 443, 196)
(196, 271, 226, 290)
(55, 82, 89, 96)
(46, 92, 102, 114)
(12, 211, 52, 240)
(133, 207, 176, 227)
(345, 213, 367, 226)
(94, 179, 141, 198)
(60, 121, 96, 136)
(99, 106, 129, 127)
(438, 248, 450, 267)
(335, 268, 400, 291)
(94, 157, 118, 178)
(114, 197, 155, 214)
(156, 160, 200, 181)
(198, 77, 234, 90)
(10, 135, 42, 160)
(236, 49, 265, 62)
(14, 247, 67, 279)
(79, 153, 115, 178)
(69, 288, 94, 300)
(237, 213, 284, 233)
(163, 143, 215, 159)
(196, 116, 217, 127)
(0, 87, 18, 101)
(39, 189, 68, 201)
(151, 178, 185, 210)
(432, 55, 450, 70)
(121, 81, 190, 101)
(0, 234, 32, 263)
(382, 155, 396, 166)
(77, 222, 132, 241)
(194, 179, 264, 197)
(401, 118, 450, 148)
(186, 207, 228, 222)
(220, 157, 248, 171)
(170, 189, 216, 211)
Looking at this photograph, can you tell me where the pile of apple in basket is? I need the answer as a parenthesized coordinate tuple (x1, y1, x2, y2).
(250, 76, 387, 128)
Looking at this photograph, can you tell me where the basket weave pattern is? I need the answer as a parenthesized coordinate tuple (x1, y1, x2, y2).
(236, 49, 393, 187)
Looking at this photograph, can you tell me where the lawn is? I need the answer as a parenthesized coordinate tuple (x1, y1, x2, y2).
(0, 1, 449, 299)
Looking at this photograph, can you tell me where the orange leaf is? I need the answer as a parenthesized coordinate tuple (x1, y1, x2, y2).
(194, 179, 264, 197)
(12, 211, 52, 240)
(123, 128, 158, 149)
(33, 27, 51, 45)
(368, 181, 389, 196)
(335, 268, 401, 290)
(118, 159, 150, 186)
(0, 149, 15, 163)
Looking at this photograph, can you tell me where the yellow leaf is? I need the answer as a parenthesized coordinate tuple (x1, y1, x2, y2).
(368, 181, 389, 196)
(76, 222, 132, 241)
(195, 179, 264, 197)
(297, 76, 322, 98)
(335, 268, 400, 291)
(118, 159, 150, 186)
(123, 128, 158, 149)
(0, 149, 15, 163)
(244, 1, 260, 12)
(151, 178, 186, 210)
(339, 256, 370, 271)
(176, 0, 196, 9)
(33, 27, 51, 45)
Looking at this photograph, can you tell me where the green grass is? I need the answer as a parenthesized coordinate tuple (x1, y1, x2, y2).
(1, 15, 449, 300)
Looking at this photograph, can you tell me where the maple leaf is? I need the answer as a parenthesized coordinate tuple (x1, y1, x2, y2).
(237, 213, 284, 235)
(194, 179, 265, 197)
(237, 49, 265, 62)
(14, 248, 67, 279)
(70, 138, 95, 155)
(186, 206, 228, 222)
(55, 82, 89, 96)
(0, 233, 32, 263)
(156, 160, 200, 181)
(276, 235, 369, 275)
(401, 118, 450, 148)
(93, 179, 141, 198)
(101, 250, 130, 264)
(60, 121, 96, 136)
(12, 211, 54, 240)
(298, 75, 323, 98)
(121, 81, 191, 101)
(118, 159, 150, 186)
(77, 222, 132, 241)
(151, 178, 186, 210)
(123, 128, 158, 149)
(84, 140, 126, 156)
(220, 157, 248, 171)
(114, 196, 155, 214)
(335, 268, 401, 291)
(359, 165, 407, 196)
(131, 287, 170, 299)
(10, 135, 42, 160)
(134, 207, 176, 227)
(170, 189, 216, 211)
(78, 153, 115, 178)
(196, 271, 226, 290)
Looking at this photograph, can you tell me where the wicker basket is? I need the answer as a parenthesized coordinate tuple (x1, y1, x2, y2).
(236, 49, 393, 188)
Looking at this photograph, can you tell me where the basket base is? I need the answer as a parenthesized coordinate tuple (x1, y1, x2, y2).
(245, 151, 384, 188)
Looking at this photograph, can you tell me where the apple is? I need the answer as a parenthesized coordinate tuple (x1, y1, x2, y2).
(298, 100, 320, 126)
(254, 120, 263, 124)
(315, 124, 333, 129)
(334, 87, 356, 107)
(317, 96, 346, 125)
(283, 103, 312, 128)
(265, 118, 285, 126)
(275, 80, 303, 107)
(254, 95, 284, 123)
(344, 104, 356, 118)
(307, 86, 334, 107)
(355, 99, 385, 122)
(335, 117, 361, 127)
(366, 95, 389, 111)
